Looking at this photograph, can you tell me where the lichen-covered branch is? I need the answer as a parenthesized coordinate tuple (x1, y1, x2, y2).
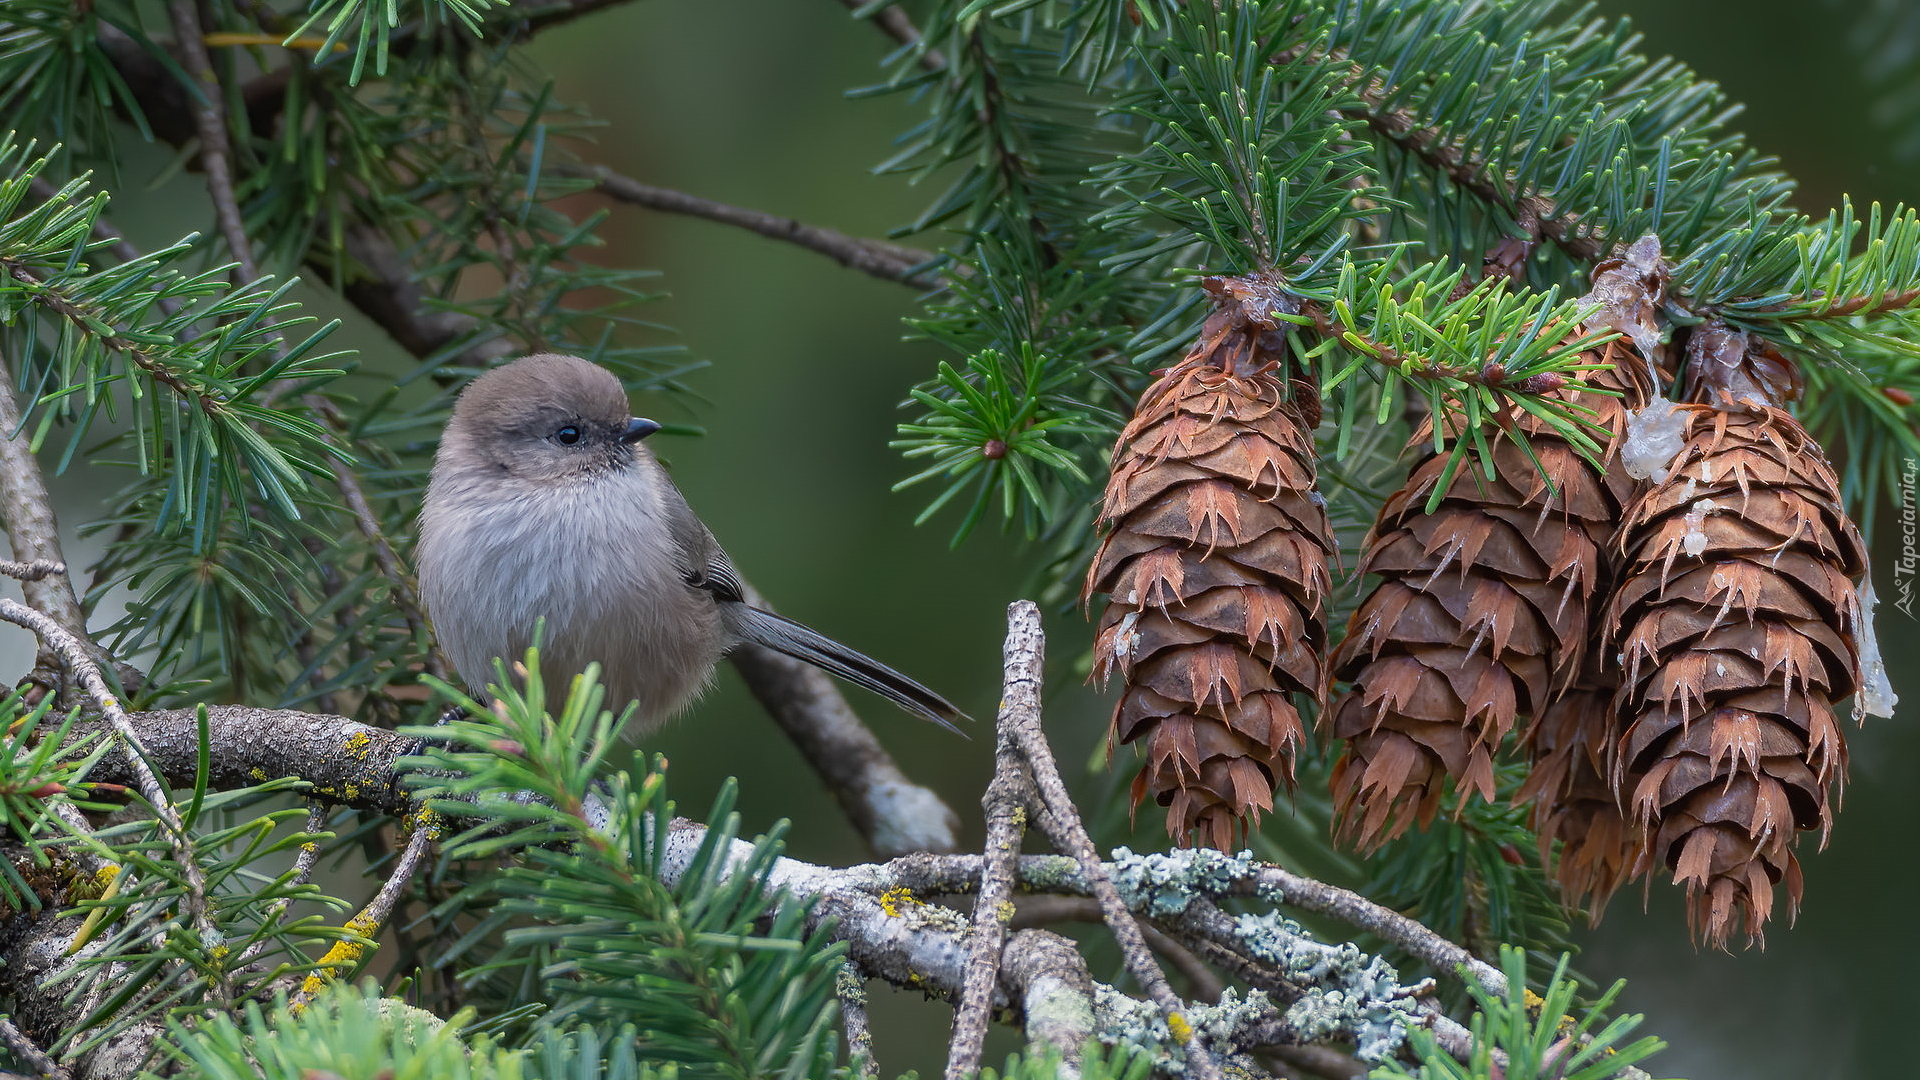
(945, 614, 1040, 1079)
(79, 707, 418, 817)
(996, 601, 1226, 1080)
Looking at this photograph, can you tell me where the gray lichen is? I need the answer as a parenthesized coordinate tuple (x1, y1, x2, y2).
(1232, 911, 1415, 1062)
(1091, 984, 1278, 1076)
(1108, 846, 1256, 917)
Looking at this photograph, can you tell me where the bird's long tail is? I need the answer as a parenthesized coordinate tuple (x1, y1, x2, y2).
(728, 607, 969, 735)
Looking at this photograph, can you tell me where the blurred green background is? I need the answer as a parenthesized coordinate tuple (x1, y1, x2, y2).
(0, 1, 1911, 1076)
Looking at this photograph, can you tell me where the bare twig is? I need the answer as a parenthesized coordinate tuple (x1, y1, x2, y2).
(944, 624, 1039, 1079)
(0, 600, 225, 995)
(836, 964, 879, 1080)
(1269, 1045, 1368, 1080)
(558, 164, 942, 289)
(835, 0, 948, 71)
(167, 0, 264, 286)
(996, 600, 1224, 1080)
(291, 809, 437, 1009)
(0, 560, 65, 582)
(234, 801, 331, 972)
(0, 1016, 70, 1080)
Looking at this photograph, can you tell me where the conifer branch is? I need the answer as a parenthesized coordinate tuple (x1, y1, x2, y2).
(1793, 285, 1920, 320)
(1352, 100, 1603, 266)
(836, 0, 947, 71)
(559, 164, 942, 288)
(1302, 301, 1569, 395)
(1267, 46, 1604, 268)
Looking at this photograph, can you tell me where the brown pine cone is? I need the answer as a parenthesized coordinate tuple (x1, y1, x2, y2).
(1607, 323, 1866, 948)
(1327, 341, 1652, 851)
(1515, 657, 1640, 918)
(1085, 273, 1333, 852)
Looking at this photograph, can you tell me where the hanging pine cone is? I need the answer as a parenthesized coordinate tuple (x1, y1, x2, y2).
(1326, 342, 1653, 851)
(1607, 321, 1866, 948)
(1086, 273, 1333, 852)
(1515, 655, 1640, 918)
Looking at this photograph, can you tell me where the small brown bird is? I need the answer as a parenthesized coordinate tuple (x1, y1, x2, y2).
(416, 353, 966, 733)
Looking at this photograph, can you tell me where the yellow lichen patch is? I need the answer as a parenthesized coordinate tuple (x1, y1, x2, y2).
(72, 863, 121, 901)
(66, 867, 127, 955)
(993, 900, 1016, 924)
(1165, 1010, 1193, 1044)
(343, 729, 373, 757)
(248, 766, 269, 781)
(878, 887, 923, 918)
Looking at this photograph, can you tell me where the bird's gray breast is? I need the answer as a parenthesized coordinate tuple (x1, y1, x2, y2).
(418, 462, 726, 727)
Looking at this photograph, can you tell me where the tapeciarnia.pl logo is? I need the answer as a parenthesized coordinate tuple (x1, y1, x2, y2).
(1897, 457, 1917, 618)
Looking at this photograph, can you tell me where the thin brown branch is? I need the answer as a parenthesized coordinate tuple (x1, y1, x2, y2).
(945, 627, 1039, 1080)
(0, 1016, 70, 1080)
(0, 600, 225, 996)
(167, 0, 263, 285)
(836, 0, 948, 71)
(1300, 300, 1570, 396)
(558, 164, 942, 289)
(996, 600, 1225, 1080)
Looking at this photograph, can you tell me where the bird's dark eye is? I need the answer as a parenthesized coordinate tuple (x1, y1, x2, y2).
(553, 426, 582, 445)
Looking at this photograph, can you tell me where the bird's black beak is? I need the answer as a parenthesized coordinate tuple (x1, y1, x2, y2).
(621, 417, 663, 443)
